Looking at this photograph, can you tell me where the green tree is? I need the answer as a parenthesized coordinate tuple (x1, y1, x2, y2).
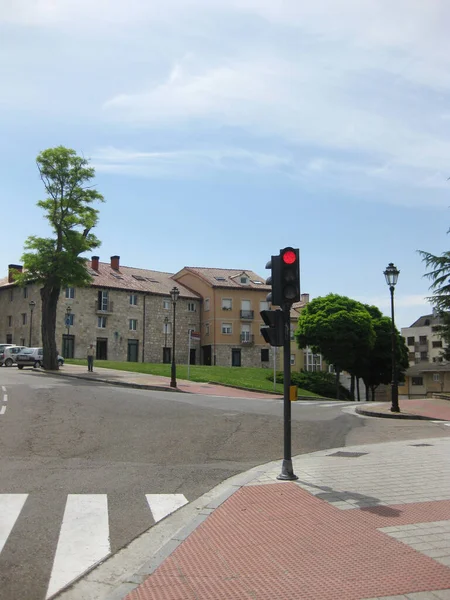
(419, 248, 450, 359)
(15, 146, 104, 369)
(295, 294, 376, 399)
(355, 305, 409, 401)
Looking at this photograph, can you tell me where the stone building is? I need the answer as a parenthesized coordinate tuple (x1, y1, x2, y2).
(0, 256, 201, 365)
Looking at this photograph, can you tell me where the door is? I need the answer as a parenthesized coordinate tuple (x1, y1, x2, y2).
(62, 335, 75, 359)
(163, 347, 171, 364)
(96, 338, 108, 360)
(189, 348, 196, 365)
(231, 348, 241, 367)
(127, 339, 139, 362)
(202, 345, 212, 366)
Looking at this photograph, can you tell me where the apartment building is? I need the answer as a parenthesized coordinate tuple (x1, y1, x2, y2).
(401, 313, 447, 366)
(173, 266, 274, 367)
(0, 257, 201, 365)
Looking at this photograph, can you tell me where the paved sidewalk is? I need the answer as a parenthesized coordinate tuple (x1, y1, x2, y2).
(56, 438, 450, 600)
(357, 398, 450, 422)
(123, 438, 450, 600)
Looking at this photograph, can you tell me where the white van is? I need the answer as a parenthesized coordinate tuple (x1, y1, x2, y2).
(0, 345, 27, 367)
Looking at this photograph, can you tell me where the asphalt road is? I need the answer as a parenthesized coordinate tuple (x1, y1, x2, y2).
(0, 368, 448, 600)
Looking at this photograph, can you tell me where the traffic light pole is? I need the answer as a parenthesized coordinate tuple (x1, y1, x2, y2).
(277, 305, 298, 481)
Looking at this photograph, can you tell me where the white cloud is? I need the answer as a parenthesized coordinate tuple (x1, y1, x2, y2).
(91, 146, 292, 178)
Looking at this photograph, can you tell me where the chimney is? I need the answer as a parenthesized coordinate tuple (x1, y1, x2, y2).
(111, 255, 120, 270)
(300, 293, 310, 304)
(91, 256, 99, 271)
(8, 264, 23, 283)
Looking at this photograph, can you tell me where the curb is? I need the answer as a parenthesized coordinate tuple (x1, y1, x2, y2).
(355, 407, 440, 421)
(32, 369, 181, 393)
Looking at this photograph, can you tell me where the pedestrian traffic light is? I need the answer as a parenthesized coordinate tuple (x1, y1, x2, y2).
(260, 309, 284, 346)
(265, 255, 282, 306)
(279, 247, 300, 305)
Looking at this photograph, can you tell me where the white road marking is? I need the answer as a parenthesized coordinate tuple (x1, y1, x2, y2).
(1, 386, 6, 392)
(146, 494, 188, 523)
(46, 494, 110, 599)
(0, 494, 28, 553)
(3, 395, 7, 402)
(0, 406, 6, 415)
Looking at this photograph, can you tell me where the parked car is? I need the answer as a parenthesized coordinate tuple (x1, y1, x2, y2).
(16, 348, 64, 369)
(0, 345, 27, 367)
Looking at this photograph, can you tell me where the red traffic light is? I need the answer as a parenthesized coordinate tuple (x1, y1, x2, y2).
(282, 249, 297, 265)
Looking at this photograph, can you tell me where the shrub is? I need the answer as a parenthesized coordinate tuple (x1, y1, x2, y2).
(267, 369, 352, 400)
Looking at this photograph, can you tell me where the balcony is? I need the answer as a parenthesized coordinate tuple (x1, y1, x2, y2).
(240, 333, 254, 345)
(240, 310, 254, 320)
(95, 301, 114, 314)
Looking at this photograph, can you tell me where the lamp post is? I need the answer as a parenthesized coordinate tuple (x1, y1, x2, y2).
(28, 300, 36, 347)
(384, 262, 400, 413)
(65, 305, 72, 337)
(169, 287, 180, 388)
(164, 316, 169, 363)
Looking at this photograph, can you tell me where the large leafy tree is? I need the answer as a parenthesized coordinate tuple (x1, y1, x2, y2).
(355, 305, 409, 401)
(15, 146, 104, 369)
(295, 294, 376, 398)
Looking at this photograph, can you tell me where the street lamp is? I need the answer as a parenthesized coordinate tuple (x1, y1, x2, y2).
(28, 300, 36, 347)
(65, 305, 72, 337)
(169, 287, 180, 388)
(384, 262, 400, 413)
(164, 316, 169, 363)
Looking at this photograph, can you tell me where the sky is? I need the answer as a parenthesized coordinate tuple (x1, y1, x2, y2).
(1, 0, 450, 329)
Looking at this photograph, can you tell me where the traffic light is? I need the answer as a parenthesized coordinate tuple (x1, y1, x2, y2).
(279, 247, 300, 305)
(265, 255, 282, 306)
(260, 309, 284, 346)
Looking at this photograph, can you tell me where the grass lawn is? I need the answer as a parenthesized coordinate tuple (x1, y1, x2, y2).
(66, 359, 320, 397)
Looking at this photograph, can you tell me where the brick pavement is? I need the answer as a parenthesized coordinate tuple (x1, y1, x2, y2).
(357, 398, 450, 422)
(122, 438, 450, 600)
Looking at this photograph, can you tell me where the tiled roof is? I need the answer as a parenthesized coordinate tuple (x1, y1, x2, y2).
(177, 267, 270, 290)
(0, 262, 200, 299)
(408, 313, 443, 328)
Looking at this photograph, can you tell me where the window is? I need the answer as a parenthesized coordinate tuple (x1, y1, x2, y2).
(6, 334, 12, 344)
(407, 336, 415, 346)
(188, 302, 196, 312)
(8, 316, 12, 327)
(304, 348, 322, 372)
(22, 313, 27, 325)
(98, 290, 109, 311)
(432, 340, 443, 348)
(260, 301, 269, 312)
(129, 319, 137, 331)
(205, 298, 210, 311)
(261, 348, 269, 362)
(163, 299, 170, 310)
(419, 335, 427, 345)
(290, 354, 295, 366)
(240, 276, 248, 284)
(412, 377, 423, 386)
(205, 322, 210, 336)
(222, 298, 232, 311)
(23, 287, 28, 299)
(129, 294, 138, 306)
(420, 351, 428, 361)
(290, 326, 295, 341)
(433, 373, 440, 382)
(9, 289, 13, 301)
(65, 287, 75, 299)
(222, 323, 232, 334)
(241, 324, 251, 342)
(97, 316, 106, 328)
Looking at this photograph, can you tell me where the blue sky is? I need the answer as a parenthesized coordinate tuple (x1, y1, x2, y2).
(1, 0, 450, 329)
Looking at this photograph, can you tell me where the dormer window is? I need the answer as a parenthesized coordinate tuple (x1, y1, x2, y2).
(240, 276, 248, 285)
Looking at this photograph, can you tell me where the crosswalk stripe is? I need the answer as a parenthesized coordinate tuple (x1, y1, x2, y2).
(146, 494, 188, 523)
(0, 494, 28, 553)
(46, 494, 110, 599)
